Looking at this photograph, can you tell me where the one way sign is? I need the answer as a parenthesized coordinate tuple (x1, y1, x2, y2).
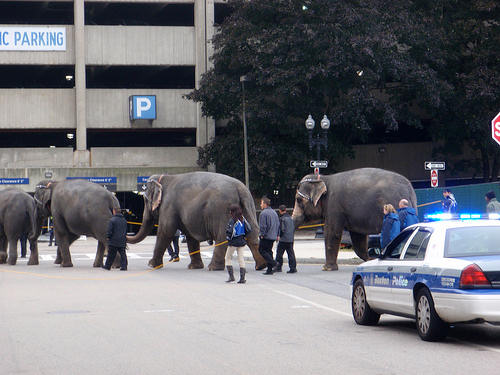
(424, 161, 445, 170)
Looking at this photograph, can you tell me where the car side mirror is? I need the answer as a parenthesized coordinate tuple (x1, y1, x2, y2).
(368, 247, 381, 259)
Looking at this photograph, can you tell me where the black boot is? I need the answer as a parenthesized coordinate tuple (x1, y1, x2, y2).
(237, 268, 246, 284)
(226, 266, 235, 282)
(263, 266, 274, 275)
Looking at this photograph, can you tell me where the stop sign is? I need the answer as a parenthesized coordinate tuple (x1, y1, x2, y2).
(430, 169, 438, 188)
(492, 112, 500, 146)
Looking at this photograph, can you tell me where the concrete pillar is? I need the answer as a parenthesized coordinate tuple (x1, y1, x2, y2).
(73, 0, 90, 166)
(194, 0, 215, 150)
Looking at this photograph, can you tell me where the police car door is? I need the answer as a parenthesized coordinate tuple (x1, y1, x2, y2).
(368, 229, 416, 312)
(390, 228, 432, 315)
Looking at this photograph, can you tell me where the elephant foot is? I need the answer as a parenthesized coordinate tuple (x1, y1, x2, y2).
(7, 257, 17, 265)
(322, 263, 339, 271)
(148, 258, 163, 269)
(60, 261, 73, 267)
(188, 262, 204, 270)
(54, 257, 62, 265)
(93, 259, 103, 268)
(255, 262, 266, 271)
(207, 262, 224, 271)
(27, 258, 39, 266)
(0, 253, 7, 264)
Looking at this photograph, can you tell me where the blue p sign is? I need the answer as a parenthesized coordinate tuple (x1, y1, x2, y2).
(129, 95, 156, 120)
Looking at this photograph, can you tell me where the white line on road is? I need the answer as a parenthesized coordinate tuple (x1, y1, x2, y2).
(143, 309, 174, 313)
(272, 289, 351, 317)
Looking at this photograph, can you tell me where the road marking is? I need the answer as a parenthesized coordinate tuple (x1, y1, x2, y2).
(291, 305, 311, 309)
(143, 309, 174, 313)
(272, 289, 351, 317)
(16, 252, 213, 263)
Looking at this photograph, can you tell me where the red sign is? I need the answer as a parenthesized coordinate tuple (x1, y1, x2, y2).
(492, 112, 500, 146)
(431, 169, 438, 188)
(314, 167, 319, 175)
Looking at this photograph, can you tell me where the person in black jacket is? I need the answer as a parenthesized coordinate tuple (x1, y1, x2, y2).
(274, 205, 297, 273)
(224, 204, 251, 284)
(103, 208, 128, 271)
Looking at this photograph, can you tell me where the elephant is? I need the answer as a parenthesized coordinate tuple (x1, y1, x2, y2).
(34, 179, 121, 267)
(0, 188, 42, 265)
(292, 168, 417, 271)
(127, 171, 266, 271)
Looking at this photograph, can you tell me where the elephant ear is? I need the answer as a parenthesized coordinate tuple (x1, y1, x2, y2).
(310, 180, 327, 207)
(151, 181, 163, 211)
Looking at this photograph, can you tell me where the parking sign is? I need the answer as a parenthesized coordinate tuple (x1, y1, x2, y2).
(129, 95, 156, 120)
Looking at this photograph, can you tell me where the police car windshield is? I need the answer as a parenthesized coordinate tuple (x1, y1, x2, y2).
(445, 226, 500, 257)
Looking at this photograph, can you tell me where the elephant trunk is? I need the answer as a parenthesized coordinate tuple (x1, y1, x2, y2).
(291, 202, 305, 229)
(127, 203, 154, 244)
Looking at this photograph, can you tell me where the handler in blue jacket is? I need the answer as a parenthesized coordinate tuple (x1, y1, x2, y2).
(103, 208, 128, 271)
(397, 199, 419, 231)
(380, 204, 400, 249)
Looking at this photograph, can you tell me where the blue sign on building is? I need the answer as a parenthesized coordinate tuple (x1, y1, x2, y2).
(0, 178, 29, 185)
(129, 95, 156, 120)
(137, 176, 150, 191)
(66, 177, 117, 192)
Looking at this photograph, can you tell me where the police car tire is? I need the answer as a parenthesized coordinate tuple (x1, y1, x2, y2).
(352, 279, 380, 325)
(415, 288, 449, 341)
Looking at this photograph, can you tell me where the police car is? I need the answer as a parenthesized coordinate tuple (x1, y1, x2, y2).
(351, 214, 500, 341)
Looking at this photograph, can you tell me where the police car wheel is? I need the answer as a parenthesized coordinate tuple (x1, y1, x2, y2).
(352, 279, 380, 325)
(415, 288, 448, 341)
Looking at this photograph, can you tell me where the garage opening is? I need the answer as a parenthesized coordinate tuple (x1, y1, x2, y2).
(0, 1, 74, 24)
(0, 65, 75, 88)
(87, 129, 196, 148)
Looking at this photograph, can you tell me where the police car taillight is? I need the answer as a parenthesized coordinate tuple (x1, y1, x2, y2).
(459, 264, 491, 289)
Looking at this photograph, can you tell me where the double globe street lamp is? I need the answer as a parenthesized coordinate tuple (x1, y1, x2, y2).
(305, 114, 331, 164)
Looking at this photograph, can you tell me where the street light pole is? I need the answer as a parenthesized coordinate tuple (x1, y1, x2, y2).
(240, 75, 250, 189)
(305, 114, 331, 174)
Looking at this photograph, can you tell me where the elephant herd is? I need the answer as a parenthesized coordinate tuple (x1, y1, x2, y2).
(0, 168, 417, 271)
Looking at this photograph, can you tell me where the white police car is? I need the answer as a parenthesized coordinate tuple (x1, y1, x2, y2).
(351, 214, 500, 341)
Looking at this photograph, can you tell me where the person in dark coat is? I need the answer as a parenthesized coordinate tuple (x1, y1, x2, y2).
(224, 204, 251, 284)
(258, 196, 280, 275)
(274, 205, 297, 273)
(380, 204, 400, 249)
(397, 199, 419, 231)
(48, 216, 57, 246)
(167, 229, 181, 262)
(103, 208, 128, 271)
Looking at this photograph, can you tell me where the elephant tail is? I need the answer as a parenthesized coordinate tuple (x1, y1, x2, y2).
(236, 184, 258, 234)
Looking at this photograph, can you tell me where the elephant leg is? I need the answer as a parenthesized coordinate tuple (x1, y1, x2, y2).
(247, 238, 266, 270)
(0, 235, 7, 264)
(148, 230, 170, 268)
(56, 232, 79, 267)
(323, 223, 343, 271)
(7, 238, 17, 265)
(186, 236, 203, 269)
(27, 238, 39, 265)
(93, 241, 106, 268)
(349, 232, 369, 261)
(208, 241, 226, 271)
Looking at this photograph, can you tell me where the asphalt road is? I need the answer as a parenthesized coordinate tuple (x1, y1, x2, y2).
(1, 240, 500, 375)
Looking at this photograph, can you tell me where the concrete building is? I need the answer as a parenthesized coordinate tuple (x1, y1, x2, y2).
(0, 0, 231, 196)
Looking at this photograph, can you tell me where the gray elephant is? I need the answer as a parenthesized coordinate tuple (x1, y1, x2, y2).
(292, 168, 417, 271)
(34, 179, 121, 267)
(0, 188, 42, 265)
(127, 172, 266, 270)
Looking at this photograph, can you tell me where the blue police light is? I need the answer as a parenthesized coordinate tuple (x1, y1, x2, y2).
(488, 213, 500, 220)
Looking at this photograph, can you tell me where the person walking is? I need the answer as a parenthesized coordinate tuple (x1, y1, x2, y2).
(258, 196, 280, 275)
(397, 199, 418, 231)
(167, 229, 181, 262)
(442, 189, 458, 213)
(274, 205, 297, 273)
(485, 191, 500, 213)
(103, 208, 128, 271)
(380, 204, 400, 249)
(19, 233, 27, 258)
(224, 204, 251, 284)
(48, 216, 56, 246)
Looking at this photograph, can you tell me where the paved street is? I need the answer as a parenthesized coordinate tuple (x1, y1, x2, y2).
(1, 237, 500, 375)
